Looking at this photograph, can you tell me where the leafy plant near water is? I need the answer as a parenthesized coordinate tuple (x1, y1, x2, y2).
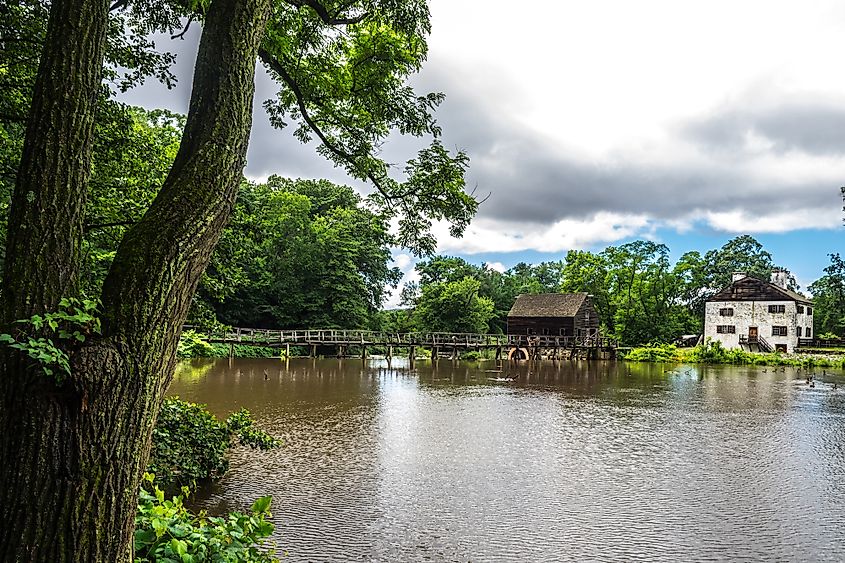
(135, 473, 279, 563)
(621, 343, 681, 363)
(0, 298, 100, 382)
(177, 330, 219, 359)
(177, 331, 278, 359)
(148, 398, 280, 489)
(624, 340, 845, 368)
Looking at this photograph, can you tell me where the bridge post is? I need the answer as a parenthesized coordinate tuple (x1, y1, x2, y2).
(361, 345, 367, 360)
(409, 345, 415, 367)
(285, 342, 290, 359)
(432, 346, 438, 361)
(310, 344, 316, 358)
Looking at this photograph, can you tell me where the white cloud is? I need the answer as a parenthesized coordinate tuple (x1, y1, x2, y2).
(432, 213, 653, 254)
(392, 253, 413, 271)
(703, 207, 842, 233)
(486, 261, 506, 273)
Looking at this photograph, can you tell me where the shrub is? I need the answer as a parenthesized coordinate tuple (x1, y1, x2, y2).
(135, 474, 279, 563)
(177, 331, 217, 359)
(461, 350, 482, 361)
(623, 343, 680, 362)
(624, 340, 845, 369)
(148, 398, 280, 489)
(818, 332, 842, 340)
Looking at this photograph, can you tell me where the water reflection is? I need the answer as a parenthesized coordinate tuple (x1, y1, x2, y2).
(170, 358, 845, 562)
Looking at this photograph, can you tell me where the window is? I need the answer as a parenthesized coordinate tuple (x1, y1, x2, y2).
(716, 325, 736, 334)
(768, 305, 786, 314)
(807, 307, 813, 316)
(797, 305, 804, 314)
(719, 308, 734, 316)
(806, 328, 812, 338)
(527, 328, 536, 335)
(797, 327, 802, 337)
(772, 326, 788, 336)
(541, 328, 550, 336)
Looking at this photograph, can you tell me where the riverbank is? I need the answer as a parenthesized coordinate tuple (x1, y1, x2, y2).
(623, 342, 845, 368)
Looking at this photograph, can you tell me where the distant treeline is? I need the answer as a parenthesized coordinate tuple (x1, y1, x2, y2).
(385, 237, 845, 347)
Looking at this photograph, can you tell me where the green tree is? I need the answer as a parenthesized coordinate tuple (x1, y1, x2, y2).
(809, 253, 845, 337)
(560, 250, 612, 332)
(204, 178, 400, 328)
(0, 1, 477, 559)
(413, 276, 495, 333)
(702, 235, 776, 291)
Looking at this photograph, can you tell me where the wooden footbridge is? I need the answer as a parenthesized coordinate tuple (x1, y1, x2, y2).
(193, 327, 618, 360)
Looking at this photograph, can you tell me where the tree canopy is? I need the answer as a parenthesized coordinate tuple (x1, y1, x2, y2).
(388, 235, 826, 346)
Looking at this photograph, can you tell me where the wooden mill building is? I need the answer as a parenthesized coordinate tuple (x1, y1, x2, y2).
(506, 293, 612, 360)
(507, 292, 600, 338)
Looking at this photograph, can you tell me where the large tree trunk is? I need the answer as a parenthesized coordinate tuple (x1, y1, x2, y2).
(1, 0, 108, 323)
(0, 0, 271, 559)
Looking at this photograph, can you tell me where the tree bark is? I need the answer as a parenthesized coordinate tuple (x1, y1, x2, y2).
(1, 0, 108, 323)
(0, 0, 271, 559)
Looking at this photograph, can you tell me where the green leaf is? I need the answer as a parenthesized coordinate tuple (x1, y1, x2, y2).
(250, 495, 272, 514)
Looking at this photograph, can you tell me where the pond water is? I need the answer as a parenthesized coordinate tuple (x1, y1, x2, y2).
(169, 358, 845, 562)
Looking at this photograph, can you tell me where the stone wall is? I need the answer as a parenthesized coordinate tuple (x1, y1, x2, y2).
(704, 300, 814, 353)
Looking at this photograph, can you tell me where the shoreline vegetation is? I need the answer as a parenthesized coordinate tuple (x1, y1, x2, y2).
(623, 342, 845, 368)
(178, 332, 845, 369)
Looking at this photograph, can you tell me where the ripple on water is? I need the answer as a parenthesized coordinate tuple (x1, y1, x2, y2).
(170, 359, 845, 562)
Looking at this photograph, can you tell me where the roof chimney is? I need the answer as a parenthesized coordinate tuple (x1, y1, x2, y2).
(732, 272, 747, 282)
(770, 269, 788, 289)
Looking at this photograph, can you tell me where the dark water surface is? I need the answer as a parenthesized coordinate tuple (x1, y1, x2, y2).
(169, 358, 845, 562)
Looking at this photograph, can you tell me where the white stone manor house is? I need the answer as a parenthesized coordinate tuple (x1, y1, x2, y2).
(703, 270, 813, 353)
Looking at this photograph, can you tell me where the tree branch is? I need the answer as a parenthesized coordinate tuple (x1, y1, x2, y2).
(170, 16, 195, 40)
(282, 0, 367, 25)
(258, 47, 393, 201)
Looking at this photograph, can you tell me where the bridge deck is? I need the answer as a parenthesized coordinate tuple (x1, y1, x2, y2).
(196, 327, 617, 350)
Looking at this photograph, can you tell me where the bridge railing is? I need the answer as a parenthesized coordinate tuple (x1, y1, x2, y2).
(506, 335, 618, 349)
(193, 326, 617, 349)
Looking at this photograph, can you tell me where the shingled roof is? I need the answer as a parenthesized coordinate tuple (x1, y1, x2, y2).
(508, 293, 589, 318)
(706, 275, 813, 304)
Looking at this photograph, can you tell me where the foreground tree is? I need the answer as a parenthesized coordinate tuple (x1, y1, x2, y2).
(0, 0, 476, 560)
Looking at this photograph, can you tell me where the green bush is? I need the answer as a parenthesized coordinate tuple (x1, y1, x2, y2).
(177, 332, 279, 359)
(624, 340, 845, 369)
(623, 343, 680, 362)
(148, 398, 279, 489)
(461, 350, 483, 361)
(135, 474, 279, 563)
(818, 332, 842, 340)
(177, 331, 217, 359)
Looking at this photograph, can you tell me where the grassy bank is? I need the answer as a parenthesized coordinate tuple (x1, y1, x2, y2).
(624, 342, 845, 368)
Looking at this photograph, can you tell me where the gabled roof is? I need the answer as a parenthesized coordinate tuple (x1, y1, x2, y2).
(508, 293, 589, 318)
(706, 275, 813, 304)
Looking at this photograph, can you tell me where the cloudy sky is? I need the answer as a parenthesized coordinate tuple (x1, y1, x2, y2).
(120, 0, 845, 304)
